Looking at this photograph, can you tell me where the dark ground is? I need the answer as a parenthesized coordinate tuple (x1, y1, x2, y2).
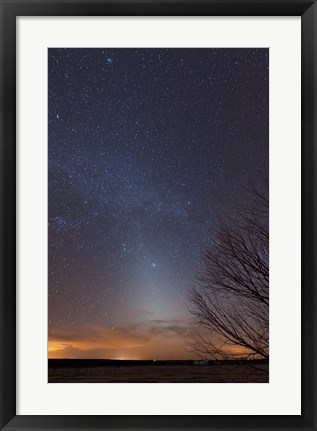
(48, 359, 269, 383)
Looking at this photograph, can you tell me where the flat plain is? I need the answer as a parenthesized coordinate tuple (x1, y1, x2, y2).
(48, 360, 268, 383)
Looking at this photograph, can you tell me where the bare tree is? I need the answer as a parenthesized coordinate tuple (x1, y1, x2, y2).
(187, 188, 269, 361)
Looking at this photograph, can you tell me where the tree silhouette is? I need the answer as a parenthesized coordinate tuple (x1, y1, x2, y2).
(187, 188, 269, 361)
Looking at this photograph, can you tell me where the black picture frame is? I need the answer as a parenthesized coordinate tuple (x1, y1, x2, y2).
(0, 1, 316, 430)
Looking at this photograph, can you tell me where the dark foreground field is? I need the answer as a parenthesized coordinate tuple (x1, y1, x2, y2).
(48, 359, 269, 383)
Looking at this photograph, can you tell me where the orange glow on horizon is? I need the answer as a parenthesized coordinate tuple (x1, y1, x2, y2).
(48, 335, 251, 360)
(48, 323, 252, 360)
(48, 340, 68, 353)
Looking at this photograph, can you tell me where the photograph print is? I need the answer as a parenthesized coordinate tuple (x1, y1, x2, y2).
(48, 48, 269, 383)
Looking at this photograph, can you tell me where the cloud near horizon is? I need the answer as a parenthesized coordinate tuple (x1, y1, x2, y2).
(48, 319, 193, 360)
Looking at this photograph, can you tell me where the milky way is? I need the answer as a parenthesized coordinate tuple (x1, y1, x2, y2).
(48, 48, 268, 359)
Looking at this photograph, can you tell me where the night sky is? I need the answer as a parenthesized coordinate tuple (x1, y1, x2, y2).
(48, 48, 268, 360)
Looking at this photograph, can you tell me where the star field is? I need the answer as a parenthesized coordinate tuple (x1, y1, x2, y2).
(48, 48, 268, 359)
